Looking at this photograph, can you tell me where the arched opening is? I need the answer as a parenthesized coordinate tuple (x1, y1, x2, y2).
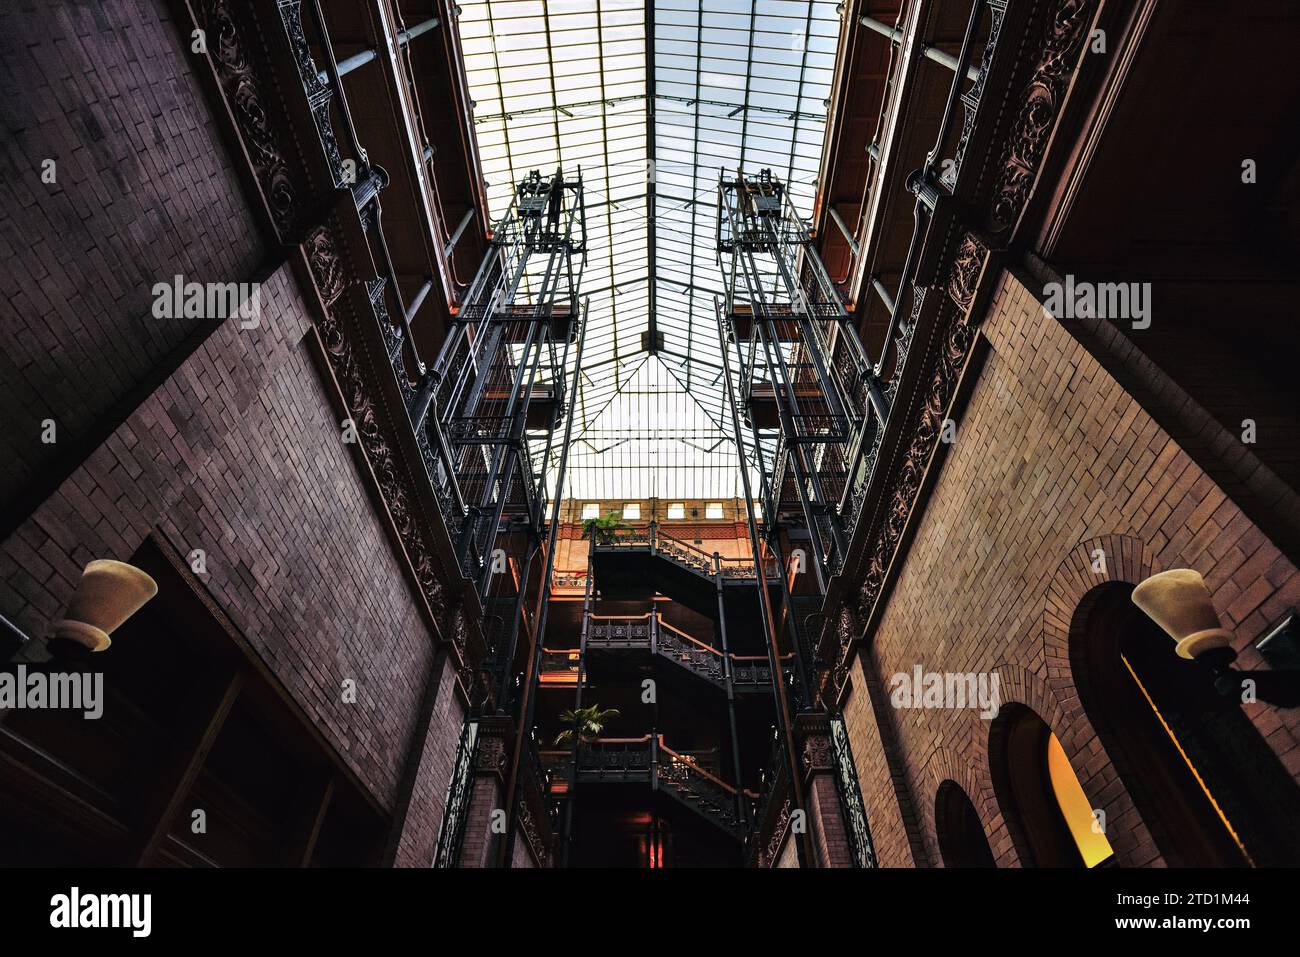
(990, 704, 1114, 867)
(935, 780, 996, 868)
(1071, 582, 1300, 866)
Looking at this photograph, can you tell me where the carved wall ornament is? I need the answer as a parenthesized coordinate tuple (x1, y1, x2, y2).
(475, 735, 508, 774)
(947, 233, 989, 312)
(848, 233, 992, 690)
(203, 0, 297, 235)
(802, 733, 835, 774)
(989, 0, 1098, 234)
(306, 224, 449, 635)
(305, 225, 346, 305)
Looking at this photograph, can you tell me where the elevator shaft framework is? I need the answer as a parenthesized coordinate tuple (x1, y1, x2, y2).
(412, 167, 586, 601)
(716, 168, 887, 587)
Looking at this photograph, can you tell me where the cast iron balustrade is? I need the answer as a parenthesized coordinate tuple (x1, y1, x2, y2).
(656, 739, 752, 837)
(593, 524, 779, 582)
(275, 0, 499, 560)
(655, 618, 727, 687)
(835, 0, 1007, 552)
(731, 654, 789, 689)
(587, 613, 653, 649)
(561, 611, 793, 693)
(745, 729, 793, 867)
(516, 732, 557, 864)
(542, 736, 754, 838)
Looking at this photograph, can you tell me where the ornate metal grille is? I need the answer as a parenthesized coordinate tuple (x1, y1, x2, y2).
(830, 715, 877, 868)
(433, 717, 480, 867)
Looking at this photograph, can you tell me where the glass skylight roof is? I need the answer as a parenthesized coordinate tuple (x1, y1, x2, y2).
(458, 0, 841, 500)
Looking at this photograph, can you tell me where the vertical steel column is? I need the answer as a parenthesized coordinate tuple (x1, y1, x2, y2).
(498, 299, 589, 868)
(560, 537, 596, 866)
(715, 298, 814, 868)
(714, 552, 748, 825)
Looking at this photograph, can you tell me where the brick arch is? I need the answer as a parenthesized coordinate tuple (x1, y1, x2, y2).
(920, 742, 1008, 867)
(1042, 534, 1157, 675)
(980, 662, 1067, 866)
(910, 663, 1072, 867)
(1037, 534, 1166, 866)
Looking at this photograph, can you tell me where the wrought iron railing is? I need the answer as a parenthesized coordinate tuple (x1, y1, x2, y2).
(593, 524, 779, 581)
(587, 613, 653, 649)
(831, 0, 1005, 553)
(543, 735, 753, 837)
(279, 0, 477, 556)
(517, 731, 557, 865)
(656, 618, 727, 685)
(573, 736, 654, 780)
(576, 611, 793, 692)
(656, 738, 752, 836)
(745, 730, 792, 866)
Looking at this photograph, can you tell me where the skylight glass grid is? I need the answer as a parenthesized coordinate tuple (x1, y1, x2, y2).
(456, 0, 842, 502)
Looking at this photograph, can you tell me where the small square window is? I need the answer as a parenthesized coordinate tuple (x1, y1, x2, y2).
(667, 502, 686, 520)
(705, 502, 724, 519)
(581, 503, 600, 521)
(623, 503, 641, 520)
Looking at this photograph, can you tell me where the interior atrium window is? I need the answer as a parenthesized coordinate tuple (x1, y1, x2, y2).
(623, 503, 641, 520)
(705, 502, 724, 519)
(1046, 732, 1114, 868)
(667, 502, 686, 520)
(581, 503, 600, 521)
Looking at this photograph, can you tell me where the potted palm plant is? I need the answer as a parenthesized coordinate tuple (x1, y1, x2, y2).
(554, 704, 620, 748)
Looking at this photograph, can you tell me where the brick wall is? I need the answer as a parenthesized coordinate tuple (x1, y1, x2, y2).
(511, 828, 537, 868)
(843, 268, 1300, 867)
(807, 773, 852, 867)
(391, 656, 466, 867)
(775, 831, 798, 868)
(0, 262, 447, 816)
(458, 775, 503, 868)
(0, 0, 266, 514)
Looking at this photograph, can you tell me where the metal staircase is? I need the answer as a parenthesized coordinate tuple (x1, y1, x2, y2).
(540, 612, 792, 693)
(540, 735, 754, 838)
(593, 524, 778, 582)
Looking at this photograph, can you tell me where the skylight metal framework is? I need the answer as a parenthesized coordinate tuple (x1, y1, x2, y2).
(457, 0, 842, 501)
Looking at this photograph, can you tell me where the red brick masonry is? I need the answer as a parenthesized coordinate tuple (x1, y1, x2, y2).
(842, 270, 1300, 867)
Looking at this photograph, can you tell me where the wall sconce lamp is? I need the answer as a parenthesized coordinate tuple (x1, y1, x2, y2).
(1132, 568, 1300, 708)
(3, 560, 158, 663)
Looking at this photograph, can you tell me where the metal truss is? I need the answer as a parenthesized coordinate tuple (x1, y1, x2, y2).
(716, 168, 887, 590)
(410, 168, 586, 604)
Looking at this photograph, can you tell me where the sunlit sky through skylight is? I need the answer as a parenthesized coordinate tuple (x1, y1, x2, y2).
(457, 0, 841, 500)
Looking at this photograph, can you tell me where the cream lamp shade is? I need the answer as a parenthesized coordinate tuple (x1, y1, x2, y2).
(48, 560, 159, 652)
(1131, 568, 1233, 660)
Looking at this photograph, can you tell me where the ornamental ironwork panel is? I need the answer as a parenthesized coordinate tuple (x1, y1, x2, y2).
(433, 717, 479, 867)
(830, 715, 877, 868)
